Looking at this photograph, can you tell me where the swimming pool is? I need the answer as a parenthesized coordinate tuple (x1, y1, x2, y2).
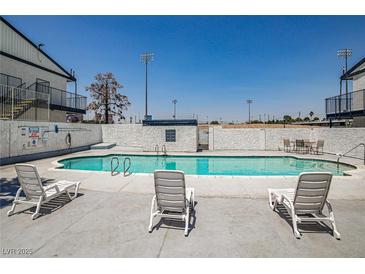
(58, 154, 355, 176)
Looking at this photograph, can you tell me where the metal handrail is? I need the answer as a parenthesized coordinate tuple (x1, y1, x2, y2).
(161, 144, 167, 156)
(123, 157, 132, 176)
(27, 82, 87, 110)
(154, 145, 159, 155)
(337, 143, 365, 166)
(111, 156, 120, 176)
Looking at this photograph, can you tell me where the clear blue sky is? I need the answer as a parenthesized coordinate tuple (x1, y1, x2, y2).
(4, 16, 365, 121)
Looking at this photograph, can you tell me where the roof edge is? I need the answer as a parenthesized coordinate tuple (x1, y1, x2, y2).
(0, 16, 76, 81)
(341, 57, 365, 80)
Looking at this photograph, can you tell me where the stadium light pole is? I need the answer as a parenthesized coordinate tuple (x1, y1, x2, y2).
(337, 48, 352, 94)
(246, 99, 253, 124)
(337, 49, 352, 110)
(172, 99, 177, 119)
(140, 52, 154, 119)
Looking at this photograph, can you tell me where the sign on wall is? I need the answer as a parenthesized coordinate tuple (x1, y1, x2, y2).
(28, 127, 40, 148)
(20, 126, 49, 149)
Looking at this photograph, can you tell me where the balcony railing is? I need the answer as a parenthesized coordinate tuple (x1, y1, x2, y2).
(27, 83, 87, 112)
(0, 73, 23, 88)
(325, 89, 365, 118)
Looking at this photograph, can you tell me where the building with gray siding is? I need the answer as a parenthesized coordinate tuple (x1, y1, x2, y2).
(0, 16, 86, 122)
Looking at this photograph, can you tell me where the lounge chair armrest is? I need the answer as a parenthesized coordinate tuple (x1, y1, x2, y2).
(43, 184, 60, 193)
(151, 195, 157, 211)
(280, 194, 294, 207)
(325, 200, 333, 213)
(281, 194, 297, 220)
(187, 189, 193, 201)
(14, 187, 23, 199)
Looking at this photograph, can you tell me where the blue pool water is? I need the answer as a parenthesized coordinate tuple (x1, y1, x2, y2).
(58, 155, 354, 176)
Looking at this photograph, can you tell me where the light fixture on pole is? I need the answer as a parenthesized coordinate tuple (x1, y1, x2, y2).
(70, 69, 77, 109)
(246, 99, 253, 124)
(337, 49, 352, 109)
(140, 52, 154, 120)
(172, 99, 177, 119)
(37, 43, 45, 62)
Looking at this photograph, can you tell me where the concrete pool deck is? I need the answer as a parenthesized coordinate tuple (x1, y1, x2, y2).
(1, 149, 365, 257)
(1, 191, 365, 257)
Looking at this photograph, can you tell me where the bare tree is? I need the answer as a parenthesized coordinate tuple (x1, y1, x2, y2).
(86, 72, 130, 123)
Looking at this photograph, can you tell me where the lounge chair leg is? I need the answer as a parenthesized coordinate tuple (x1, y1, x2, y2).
(148, 196, 156, 233)
(148, 214, 154, 233)
(66, 190, 72, 200)
(31, 197, 43, 220)
(7, 188, 22, 217)
(7, 202, 17, 217)
(326, 201, 341, 239)
(184, 208, 190, 236)
(331, 219, 341, 240)
(292, 216, 301, 239)
(66, 182, 80, 200)
(268, 189, 276, 210)
(189, 189, 195, 211)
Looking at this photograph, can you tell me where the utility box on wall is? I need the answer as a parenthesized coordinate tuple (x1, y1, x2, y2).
(142, 119, 198, 152)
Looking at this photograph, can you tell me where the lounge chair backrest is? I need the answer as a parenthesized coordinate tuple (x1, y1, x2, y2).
(317, 139, 324, 148)
(294, 172, 332, 214)
(154, 170, 187, 213)
(15, 164, 44, 199)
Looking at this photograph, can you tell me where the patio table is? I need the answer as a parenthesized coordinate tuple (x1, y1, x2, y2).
(304, 141, 316, 153)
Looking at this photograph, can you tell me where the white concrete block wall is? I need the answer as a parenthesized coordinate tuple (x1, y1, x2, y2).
(311, 128, 365, 158)
(209, 127, 265, 150)
(0, 120, 102, 159)
(0, 121, 11, 159)
(101, 124, 143, 149)
(209, 126, 365, 158)
(264, 128, 312, 150)
(142, 126, 198, 152)
(102, 124, 198, 152)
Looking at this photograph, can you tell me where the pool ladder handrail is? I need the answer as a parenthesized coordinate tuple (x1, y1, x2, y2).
(161, 144, 167, 156)
(337, 143, 365, 166)
(154, 144, 159, 155)
(123, 157, 132, 176)
(111, 156, 120, 176)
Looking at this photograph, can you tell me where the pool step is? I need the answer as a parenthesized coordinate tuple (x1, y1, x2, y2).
(90, 143, 116, 149)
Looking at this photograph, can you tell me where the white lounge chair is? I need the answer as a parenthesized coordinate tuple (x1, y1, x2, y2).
(148, 170, 195, 236)
(268, 172, 340, 239)
(7, 164, 81, 220)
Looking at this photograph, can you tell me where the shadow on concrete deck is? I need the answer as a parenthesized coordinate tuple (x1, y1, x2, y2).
(275, 204, 335, 237)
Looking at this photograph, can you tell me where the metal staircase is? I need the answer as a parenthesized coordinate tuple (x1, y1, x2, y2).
(0, 98, 35, 120)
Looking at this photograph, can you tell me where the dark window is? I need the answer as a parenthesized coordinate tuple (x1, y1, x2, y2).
(0, 73, 22, 87)
(36, 78, 50, 93)
(165, 129, 176, 142)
